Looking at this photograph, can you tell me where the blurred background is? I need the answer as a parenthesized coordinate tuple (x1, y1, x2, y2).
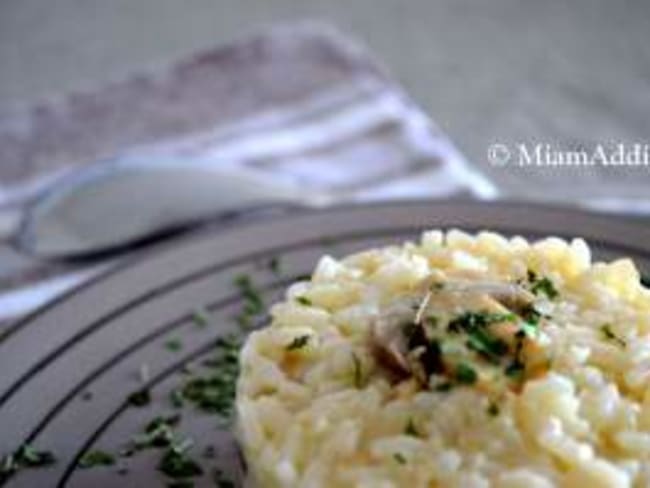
(2, 0, 649, 193)
(0, 0, 649, 322)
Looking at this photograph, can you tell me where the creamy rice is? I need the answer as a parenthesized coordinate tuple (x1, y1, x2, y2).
(236, 230, 650, 487)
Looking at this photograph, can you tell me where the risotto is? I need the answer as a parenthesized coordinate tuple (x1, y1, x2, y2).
(236, 230, 650, 488)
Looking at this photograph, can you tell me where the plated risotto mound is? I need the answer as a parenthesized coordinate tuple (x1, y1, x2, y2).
(236, 230, 650, 488)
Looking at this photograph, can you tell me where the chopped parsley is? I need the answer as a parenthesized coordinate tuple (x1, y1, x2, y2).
(0, 445, 56, 484)
(191, 309, 210, 328)
(295, 296, 312, 306)
(448, 311, 516, 333)
(233, 274, 264, 328)
(179, 336, 241, 419)
(234, 274, 263, 314)
(466, 327, 509, 362)
(158, 441, 203, 480)
(78, 450, 115, 469)
(286, 335, 310, 351)
(127, 388, 151, 407)
(393, 453, 407, 464)
(165, 338, 183, 352)
(170, 389, 184, 409)
(136, 415, 181, 451)
(601, 324, 626, 348)
(109, 335, 242, 484)
(454, 363, 478, 384)
(528, 270, 559, 299)
(404, 418, 419, 437)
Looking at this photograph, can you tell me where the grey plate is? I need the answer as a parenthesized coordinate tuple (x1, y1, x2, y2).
(2, 200, 650, 487)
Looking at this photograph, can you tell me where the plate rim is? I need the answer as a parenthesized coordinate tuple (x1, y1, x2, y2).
(4, 198, 648, 342)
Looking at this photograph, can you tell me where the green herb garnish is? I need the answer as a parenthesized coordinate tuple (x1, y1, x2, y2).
(600, 324, 626, 348)
(528, 271, 559, 299)
(286, 335, 310, 351)
(455, 363, 478, 384)
(180, 337, 241, 419)
(165, 338, 183, 352)
(295, 296, 312, 306)
(143, 415, 181, 448)
(0, 444, 56, 484)
(404, 418, 419, 437)
(127, 388, 151, 407)
(233, 274, 264, 328)
(393, 453, 407, 464)
(466, 328, 509, 362)
(158, 442, 203, 480)
(448, 311, 516, 333)
(170, 389, 184, 409)
(191, 309, 210, 328)
(234, 274, 263, 314)
(78, 450, 115, 469)
(120, 414, 182, 459)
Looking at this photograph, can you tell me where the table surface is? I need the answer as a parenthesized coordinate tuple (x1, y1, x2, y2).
(1, 0, 649, 198)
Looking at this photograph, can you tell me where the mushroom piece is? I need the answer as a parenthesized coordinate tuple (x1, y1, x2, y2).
(370, 276, 537, 388)
(370, 299, 419, 378)
(370, 294, 447, 385)
(422, 278, 535, 319)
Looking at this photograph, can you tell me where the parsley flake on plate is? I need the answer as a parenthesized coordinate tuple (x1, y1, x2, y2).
(78, 450, 115, 469)
(0, 445, 56, 484)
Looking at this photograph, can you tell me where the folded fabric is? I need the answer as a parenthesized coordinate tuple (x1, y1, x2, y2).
(0, 21, 495, 325)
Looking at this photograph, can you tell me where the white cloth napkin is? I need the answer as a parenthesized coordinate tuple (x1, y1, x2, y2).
(0, 22, 499, 325)
(0, 71, 496, 323)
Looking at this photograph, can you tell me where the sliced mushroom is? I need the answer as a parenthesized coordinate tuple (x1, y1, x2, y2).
(370, 275, 539, 389)
(370, 300, 443, 385)
(370, 299, 417, 378)
(430, 279, 535, 314)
